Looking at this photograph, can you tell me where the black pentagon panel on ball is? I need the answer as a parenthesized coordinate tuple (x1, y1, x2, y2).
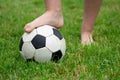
(19, 38, 24, 51)
(51, 50, 62, 62)
(53, 28, 63, 40)
(31, 34, 46, 49)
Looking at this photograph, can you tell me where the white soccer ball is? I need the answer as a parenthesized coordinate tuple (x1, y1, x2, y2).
(19, 25, 66, 63)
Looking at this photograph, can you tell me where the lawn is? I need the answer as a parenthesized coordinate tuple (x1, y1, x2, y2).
(0, 0, 120, 80)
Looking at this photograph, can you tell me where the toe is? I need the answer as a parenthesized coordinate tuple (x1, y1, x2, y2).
(24, 23, 34, 33)
(81, 33, 94, 45)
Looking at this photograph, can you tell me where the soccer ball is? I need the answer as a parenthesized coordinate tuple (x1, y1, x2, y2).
(19, 25, 66, 63)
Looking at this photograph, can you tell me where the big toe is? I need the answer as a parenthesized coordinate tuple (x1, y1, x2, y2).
(24, 23, 35, 33)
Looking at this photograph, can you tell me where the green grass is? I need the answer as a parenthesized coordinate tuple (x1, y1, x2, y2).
(0, 0, 120, 80)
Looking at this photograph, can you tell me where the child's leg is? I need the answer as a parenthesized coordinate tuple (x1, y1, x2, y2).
(81, 0, 102, 44)
(24, 0, 63, 32)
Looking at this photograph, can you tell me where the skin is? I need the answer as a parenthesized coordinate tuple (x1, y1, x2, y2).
(81, 0, 102, 44)
(24, 0, 102, 45)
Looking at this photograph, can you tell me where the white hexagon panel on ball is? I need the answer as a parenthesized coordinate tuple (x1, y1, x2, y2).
(60, 38, 66, 59)
(21, 42, 35, 59)
(22, 29, 37, 42)
(36, 25, 54, 37)
(46, 35, 61, 52)
(34, 47, 52, 63)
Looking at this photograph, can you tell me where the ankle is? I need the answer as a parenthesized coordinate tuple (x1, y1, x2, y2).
(46, 10, 62, 16)
(82, 23, 94, 32)
(81, 31, 93, 36)
(46, 10, 64, 28)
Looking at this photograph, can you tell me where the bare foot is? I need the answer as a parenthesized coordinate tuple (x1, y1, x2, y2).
(81, 32, 93, 45)
(24, 11, 64, 32)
